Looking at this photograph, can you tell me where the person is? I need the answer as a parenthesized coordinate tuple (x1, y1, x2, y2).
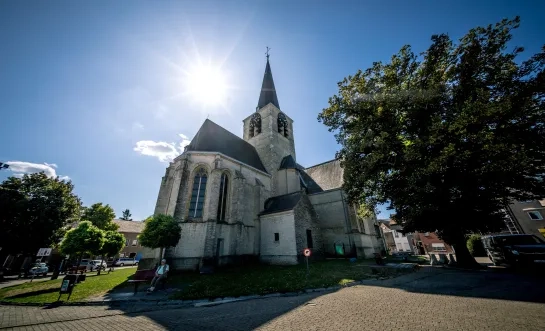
(147, 259, 169, 292)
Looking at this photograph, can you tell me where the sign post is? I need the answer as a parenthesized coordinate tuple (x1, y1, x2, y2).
(303, 248, 312, 275)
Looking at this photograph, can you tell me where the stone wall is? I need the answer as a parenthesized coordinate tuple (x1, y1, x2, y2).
(260, 211, 298, 265)
(305, 159, 344, 191)
(276, 168, 301, 196)
(294, 193, 323, 258)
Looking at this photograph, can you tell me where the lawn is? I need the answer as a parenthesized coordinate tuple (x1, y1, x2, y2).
(168, 259, 408, 300)
(0, 267, 137, 304)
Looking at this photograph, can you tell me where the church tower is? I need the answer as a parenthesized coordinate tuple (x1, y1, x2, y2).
(243, 52, 296, 195)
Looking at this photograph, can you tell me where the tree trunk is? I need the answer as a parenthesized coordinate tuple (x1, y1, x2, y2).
(97, 257, 105, 275)
(448, 233, 482, 269)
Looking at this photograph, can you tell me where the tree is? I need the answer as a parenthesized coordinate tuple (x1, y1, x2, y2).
(97, 230, 125, 275)
(59, 221, 105, 266)
(139, 214, 181, 259)
(0, 172, 81, 255)
(466, 234, 486, 257)
(119, 209, 132, 221)
(82, 202, 118, 231)
(318, 17, 545, 268)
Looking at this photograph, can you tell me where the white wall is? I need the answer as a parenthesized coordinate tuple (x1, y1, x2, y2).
(392, 230, 411, 252)
(260, 211, 297, 265)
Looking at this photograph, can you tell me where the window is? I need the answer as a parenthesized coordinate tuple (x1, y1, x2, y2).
(277, 113, 289, 138)
(125, 239, 129, 247)
(189, 168, 208, 218)
(217, 173, 229, 221)
(249, 113, 261, 138)
(274, 233, 279, 242)
(306, 229, 313, 248)
(528, 211, 543, 220)
(131, 239, 137, 246)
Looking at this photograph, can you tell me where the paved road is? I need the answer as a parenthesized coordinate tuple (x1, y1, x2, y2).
(1, 267, 544, 331)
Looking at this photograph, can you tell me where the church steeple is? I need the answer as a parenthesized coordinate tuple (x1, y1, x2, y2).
(257, 48, 280, 110)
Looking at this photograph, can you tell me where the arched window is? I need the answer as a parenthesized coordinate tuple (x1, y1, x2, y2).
(249, 113, 261, 138)
(277, 113, 289, 138)
(216, 173, 229, 221)
(189, 168, 207, 218)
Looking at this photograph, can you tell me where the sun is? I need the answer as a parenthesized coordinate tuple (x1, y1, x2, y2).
(185, 64, 228, 107)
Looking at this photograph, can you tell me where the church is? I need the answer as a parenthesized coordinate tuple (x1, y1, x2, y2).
(140, 56, 384, 270)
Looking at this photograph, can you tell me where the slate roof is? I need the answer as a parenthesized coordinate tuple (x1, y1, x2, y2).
(113, 219, 145, 233)
(259, 191, 302, 216)
(186, 119, 267, 173)
(279, 155, 297, 170)
(257, 59, 280, 110)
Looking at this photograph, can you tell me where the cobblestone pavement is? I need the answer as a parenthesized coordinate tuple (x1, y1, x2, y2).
(1, 267, 545, 331)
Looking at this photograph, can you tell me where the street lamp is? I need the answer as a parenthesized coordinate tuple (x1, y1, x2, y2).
(0, 162, 9, 170)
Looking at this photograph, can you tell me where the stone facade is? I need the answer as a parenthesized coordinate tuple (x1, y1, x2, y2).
(141, 58, 383, 270)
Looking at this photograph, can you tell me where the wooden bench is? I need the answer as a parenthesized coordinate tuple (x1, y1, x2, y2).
(127, 269, 156, 294)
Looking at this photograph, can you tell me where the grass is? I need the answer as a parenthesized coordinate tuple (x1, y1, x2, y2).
(168, 259, 408, 300)
(0, 267, 137, 304)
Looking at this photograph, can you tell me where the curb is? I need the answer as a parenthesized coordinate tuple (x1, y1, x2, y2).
(0, 266, 418, 308)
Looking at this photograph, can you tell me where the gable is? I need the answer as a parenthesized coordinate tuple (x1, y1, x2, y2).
(304, 159, 344, 191)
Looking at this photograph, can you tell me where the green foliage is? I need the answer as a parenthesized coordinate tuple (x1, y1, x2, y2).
(59, 221, 105, 257)
(318, 17, 545, 259)
(82, 202, 118, 231)
(467, 234, 486, 257)
(0, 172, 81, 255)
(101, 231, 125, 258)
(119, 209, 132, 221)
(139, 214, 181, 250)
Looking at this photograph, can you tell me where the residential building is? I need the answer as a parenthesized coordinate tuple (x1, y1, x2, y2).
(506, 199, 545, 239)
(378, 219, 413, 253)
(412, 232, 454, 255)
(113, 219, 145, 260)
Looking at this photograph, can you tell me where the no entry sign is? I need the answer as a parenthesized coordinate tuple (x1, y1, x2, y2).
(303, 248, 312, 257)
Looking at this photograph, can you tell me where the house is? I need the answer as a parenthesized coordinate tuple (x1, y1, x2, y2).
(412, 232, 454, 255)
(505, 199, 545, 239)
(378, 219, 413, 253)
(139, 56, 384, 271)
(112, 219, 146, 260)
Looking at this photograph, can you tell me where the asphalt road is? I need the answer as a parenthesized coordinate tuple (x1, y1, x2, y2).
(1, 266, 544, 331)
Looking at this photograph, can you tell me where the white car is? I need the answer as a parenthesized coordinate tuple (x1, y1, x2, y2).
(28, 263, 49, 277)
(114, 258, 138, 266)
(92, 260, 107, 270)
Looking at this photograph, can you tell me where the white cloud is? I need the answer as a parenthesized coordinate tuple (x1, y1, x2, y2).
(134, 133, 192, 163)
(132, 122, 144, 130)
(5, 161, 70, 180)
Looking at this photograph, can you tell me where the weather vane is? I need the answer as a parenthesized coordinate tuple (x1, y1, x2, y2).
(265, 46, 270, 60)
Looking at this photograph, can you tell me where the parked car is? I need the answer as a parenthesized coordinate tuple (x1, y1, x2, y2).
(482, 234, 545, 267)
(91, 260, 107, 270)
(113, 258, 138, 266)
(28, 263, 49, 277)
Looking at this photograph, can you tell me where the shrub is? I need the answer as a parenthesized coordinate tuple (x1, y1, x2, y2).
(466, 234, 486, 257)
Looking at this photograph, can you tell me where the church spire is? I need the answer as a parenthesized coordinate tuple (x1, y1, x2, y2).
(257, 47, 280, 110)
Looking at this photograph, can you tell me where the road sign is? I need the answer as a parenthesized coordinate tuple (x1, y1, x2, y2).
(37, 248, 52, 257)
(303, 248, 311, 257)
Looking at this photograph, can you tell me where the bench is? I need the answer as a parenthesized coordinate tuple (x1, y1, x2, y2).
(127, 269, 156, 294)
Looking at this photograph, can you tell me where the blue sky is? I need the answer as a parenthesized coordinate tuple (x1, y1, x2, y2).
(1, 1, 543, 221)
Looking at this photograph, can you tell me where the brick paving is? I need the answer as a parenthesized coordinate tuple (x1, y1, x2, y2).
(1, 267, 545, 331)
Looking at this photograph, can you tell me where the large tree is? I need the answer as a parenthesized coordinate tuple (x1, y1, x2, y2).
(119, 209, 132, 221)
(59, 221, 105, 265)
(318, 17, 545, 267)
(82, 202, 118, 231)
(139, 214, 181, 259)
(0, 172, 81, 255)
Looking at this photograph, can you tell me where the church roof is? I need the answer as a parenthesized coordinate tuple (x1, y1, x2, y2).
(259, 191, 302, 216)
(257, 58, 280, 110)
(186, 119, 267, 173)
(279, 155, 297, 170)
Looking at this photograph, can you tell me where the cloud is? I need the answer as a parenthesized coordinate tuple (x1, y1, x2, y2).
(134, 133, 192, 163)
(5, 161, 70, 180)
(132, 122, 144, 130)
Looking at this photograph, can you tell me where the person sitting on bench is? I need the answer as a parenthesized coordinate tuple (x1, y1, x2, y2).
(147, 259, 169, 292)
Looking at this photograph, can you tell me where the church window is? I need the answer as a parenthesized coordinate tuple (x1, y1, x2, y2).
(217, 173, 229, 221)
(306, 229, 313, 248)
(274, 233, 279, 242)
(249, 113, 261, 138)
(277, 113, 289, 138)
(189, 168, 207, 218)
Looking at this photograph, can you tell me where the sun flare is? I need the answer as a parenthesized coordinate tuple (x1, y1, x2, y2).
(185, 64, 228, 107)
